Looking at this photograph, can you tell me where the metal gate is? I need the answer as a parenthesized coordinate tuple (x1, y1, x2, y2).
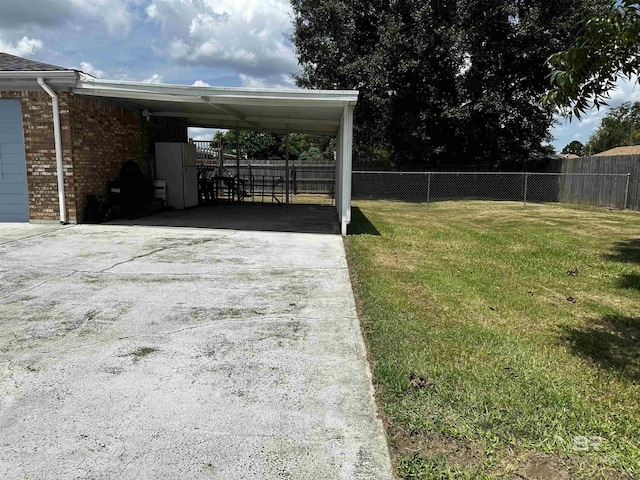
(0, 99, 28, 222)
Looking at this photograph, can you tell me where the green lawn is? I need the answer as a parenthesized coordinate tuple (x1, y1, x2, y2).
(345, 200, 640, 479)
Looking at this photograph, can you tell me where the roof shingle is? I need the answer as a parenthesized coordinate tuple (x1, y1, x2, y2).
(0, 52, 71, 72)
(593, 146, 640, 157)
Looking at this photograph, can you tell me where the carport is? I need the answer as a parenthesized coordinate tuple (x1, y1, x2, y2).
(73, 76, 358, 235)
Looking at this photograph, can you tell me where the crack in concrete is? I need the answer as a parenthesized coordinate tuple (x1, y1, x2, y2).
(99, 247, 171, 273)
(0, 271, 78, 301)
(99, 232, 237, 273)
(0, 225, 75, 247)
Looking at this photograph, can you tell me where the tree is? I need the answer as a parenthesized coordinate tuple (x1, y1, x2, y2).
(291, 0, 605, 169)
(561, 140, 584, 155)
(212, 130, 334, 162)
(544, 0, 640, 118)
(452, 0, 593, 168)
(583, 101, 640, 154)
(291, 0, 393, 164)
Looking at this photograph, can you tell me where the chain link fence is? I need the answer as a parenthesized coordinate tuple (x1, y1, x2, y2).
(352, 172, 632, 209)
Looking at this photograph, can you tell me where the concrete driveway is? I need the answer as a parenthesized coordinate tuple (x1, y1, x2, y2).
(0, 219, 392, 479)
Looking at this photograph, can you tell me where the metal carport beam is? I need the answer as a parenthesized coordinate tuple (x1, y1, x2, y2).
(244, 116, 340, 127)
(200, 96, 262, 130)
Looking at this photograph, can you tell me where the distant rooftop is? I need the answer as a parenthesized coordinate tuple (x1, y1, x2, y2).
(0, 52, 72, 72)
(593, 145, 640, 157)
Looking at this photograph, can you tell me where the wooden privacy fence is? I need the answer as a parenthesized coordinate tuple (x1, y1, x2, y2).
(233, 165, 335, 195)
(561, 155, 640, 210)
(196, 164, 335, 202)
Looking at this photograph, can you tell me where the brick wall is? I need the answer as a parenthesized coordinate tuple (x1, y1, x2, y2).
(1, 90, 188, 223)
(68, 96, 188, 222)
(68, 94, 143, 222)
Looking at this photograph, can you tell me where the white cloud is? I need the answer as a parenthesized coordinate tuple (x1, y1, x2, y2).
(192, 80, 211, 87)
(606, 74, 640, 105)
(238, 73, 296, 89)
(143, 73, 163, 84)
(1, 1, 141, 40)
(68, 0, 137, 37)
(188, 127, 219, 140)
(79, 61, 105, 78)
(146, 0, 299, 83)
(581, 108, 607, 126)
(0, 36, 43, 56)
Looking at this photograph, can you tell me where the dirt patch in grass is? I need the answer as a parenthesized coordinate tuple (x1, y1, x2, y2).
(392, 428, 484, 471)
(516, 453, 572, 480)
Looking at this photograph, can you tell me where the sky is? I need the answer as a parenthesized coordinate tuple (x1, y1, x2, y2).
(551, 75, 640, 153)
(0, 0, 299, 140)
(1, 0, 637, 149)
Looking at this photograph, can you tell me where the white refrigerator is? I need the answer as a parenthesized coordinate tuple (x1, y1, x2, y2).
(155, 142, 198, 209)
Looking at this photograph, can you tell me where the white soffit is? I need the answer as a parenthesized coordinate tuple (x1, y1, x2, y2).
(73, 75, 358, 135)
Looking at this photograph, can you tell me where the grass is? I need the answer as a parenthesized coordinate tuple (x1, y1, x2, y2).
(345, 200, 640, 479)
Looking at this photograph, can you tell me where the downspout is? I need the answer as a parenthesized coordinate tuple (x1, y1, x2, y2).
(37, 77, 67, 223)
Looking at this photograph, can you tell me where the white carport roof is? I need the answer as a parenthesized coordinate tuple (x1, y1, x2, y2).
(0, 63, 357, 234)
(73, 75, 358, 136)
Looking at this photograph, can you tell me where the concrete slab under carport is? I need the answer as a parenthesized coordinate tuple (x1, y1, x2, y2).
(0, 223, 392, 479)
(107, 203, 340, 234)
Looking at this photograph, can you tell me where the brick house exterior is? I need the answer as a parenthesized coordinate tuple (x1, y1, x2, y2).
(0, 54, 187, 223)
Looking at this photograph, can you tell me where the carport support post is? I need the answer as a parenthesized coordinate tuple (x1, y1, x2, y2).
(335, 127, 342, 217)
(338, 104, 354, 236)
(285, 132, 290, 204)
(235, 130, 240, 179)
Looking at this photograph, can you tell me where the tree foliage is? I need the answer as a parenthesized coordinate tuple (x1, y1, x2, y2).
(291, 0, 603, 169)
(561, 140, 585, 156)
(212, 130, 334, 162)
(544, 1, 640, 119)
(583, 101, 640, 154)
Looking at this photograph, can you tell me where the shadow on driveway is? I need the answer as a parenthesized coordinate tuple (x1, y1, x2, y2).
(106, 203, 340, 235)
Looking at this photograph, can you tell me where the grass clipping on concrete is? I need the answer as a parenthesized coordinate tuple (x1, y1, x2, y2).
(345, 201, 640, 479)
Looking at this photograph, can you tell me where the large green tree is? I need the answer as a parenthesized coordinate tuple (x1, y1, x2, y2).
(292, 0, 605, 169)
(583, 101, 640, 154)
(561, 140, 585, 155)
(545, 1, 640, 118)
(291, 0, 393, 164)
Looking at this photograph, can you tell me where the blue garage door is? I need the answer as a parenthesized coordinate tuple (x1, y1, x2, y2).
(0, 99, 28, 222)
